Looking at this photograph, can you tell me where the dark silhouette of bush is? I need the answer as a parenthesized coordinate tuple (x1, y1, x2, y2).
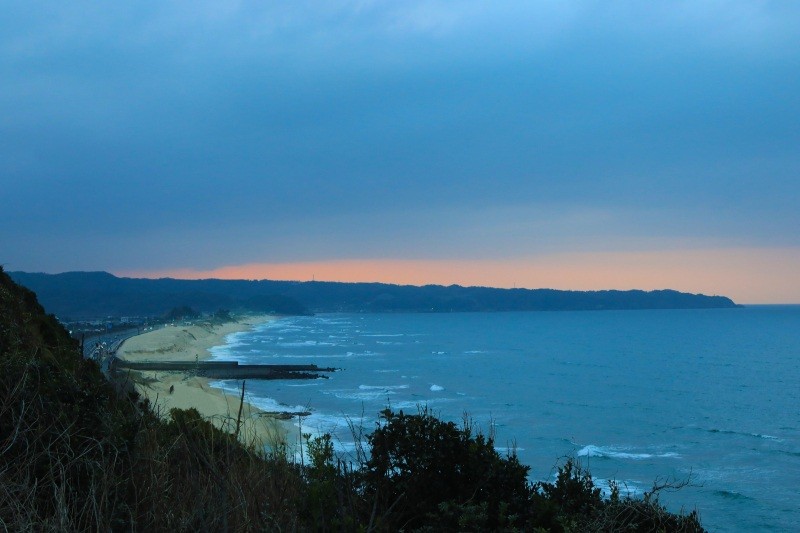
(363, 408, 534, 530)
(536, 457, 603, 517)
(531, 459, 705, 532)
(164, 305, 200, 321)
(213, 307, 232, 321)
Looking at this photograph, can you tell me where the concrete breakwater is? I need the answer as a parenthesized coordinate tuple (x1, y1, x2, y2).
(113, 359, 337, 380)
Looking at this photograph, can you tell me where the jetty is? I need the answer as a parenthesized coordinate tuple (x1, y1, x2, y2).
(112, 358, 337, 380)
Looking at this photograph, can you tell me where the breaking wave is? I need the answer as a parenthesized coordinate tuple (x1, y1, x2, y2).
(577, 445, 680, 460)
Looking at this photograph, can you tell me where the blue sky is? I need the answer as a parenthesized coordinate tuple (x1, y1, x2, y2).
(2, 1, 799, 302)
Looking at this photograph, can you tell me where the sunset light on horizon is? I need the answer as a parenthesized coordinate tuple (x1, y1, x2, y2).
(118, 247, 800, 305)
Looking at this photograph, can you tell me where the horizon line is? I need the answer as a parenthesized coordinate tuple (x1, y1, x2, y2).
(14, 267, 796, 305)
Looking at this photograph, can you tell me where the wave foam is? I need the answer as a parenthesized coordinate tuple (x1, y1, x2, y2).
(577, 445, 679, 460)
(278, 340, 336, 347)
(707, 428, 782, 441)
(359, 384, 409, 390)
(494, 446, 526, 454)
(208, 381, 308, 414)
(392, 398, 454, 409)
(429, 384, 445, 392)
(323, 389, 400, 401)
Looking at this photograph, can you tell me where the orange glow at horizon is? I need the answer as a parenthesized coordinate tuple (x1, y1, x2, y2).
(117, 247, 800, 304)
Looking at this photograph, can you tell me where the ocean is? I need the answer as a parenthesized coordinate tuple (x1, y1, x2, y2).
(209, 307, 800, 532)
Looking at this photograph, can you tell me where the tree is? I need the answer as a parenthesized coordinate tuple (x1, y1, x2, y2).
(363, 408, 532, 530)
(213, 308, 232, 321)
(163, 305, 199, 321)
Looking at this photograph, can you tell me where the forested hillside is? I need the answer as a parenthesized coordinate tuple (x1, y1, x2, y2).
(10, 270, 738, 319)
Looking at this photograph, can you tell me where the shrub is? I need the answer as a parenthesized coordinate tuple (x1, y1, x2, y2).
(363, 407, 533, 530)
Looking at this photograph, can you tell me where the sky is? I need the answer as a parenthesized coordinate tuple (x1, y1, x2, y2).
(1, 1, 799, 303)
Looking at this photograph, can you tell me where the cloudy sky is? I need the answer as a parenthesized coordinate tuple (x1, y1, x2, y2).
(2, 1, 799, 303)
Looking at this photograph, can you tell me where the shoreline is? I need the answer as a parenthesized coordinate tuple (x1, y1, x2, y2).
(116, 314, 295, 449)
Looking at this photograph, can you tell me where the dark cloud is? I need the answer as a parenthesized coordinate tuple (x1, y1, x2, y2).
(2, 1, 799, 272)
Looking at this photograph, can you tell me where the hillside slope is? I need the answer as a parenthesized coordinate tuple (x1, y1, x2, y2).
(10, 270, 739, 319)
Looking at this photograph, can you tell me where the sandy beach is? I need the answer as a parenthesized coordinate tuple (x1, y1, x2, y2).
(116, 315, 294, 449)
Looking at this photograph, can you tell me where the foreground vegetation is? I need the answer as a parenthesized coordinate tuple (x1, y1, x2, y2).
(0, 268, 705, 531)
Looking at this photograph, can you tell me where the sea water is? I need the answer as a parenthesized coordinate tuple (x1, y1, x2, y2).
(209, 307, 800, 532)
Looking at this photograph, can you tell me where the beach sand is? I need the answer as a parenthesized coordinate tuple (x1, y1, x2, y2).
(116, 316, 294, 450)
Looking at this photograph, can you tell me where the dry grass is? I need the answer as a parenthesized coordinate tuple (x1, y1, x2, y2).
(0, 353, 360, 532)
(0, 368, 303, 531)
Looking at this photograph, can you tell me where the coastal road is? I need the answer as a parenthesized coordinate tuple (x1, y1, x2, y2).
(83, 326, 164, 376)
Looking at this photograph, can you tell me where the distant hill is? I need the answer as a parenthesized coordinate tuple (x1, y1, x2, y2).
(8, 271, 739, 319)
